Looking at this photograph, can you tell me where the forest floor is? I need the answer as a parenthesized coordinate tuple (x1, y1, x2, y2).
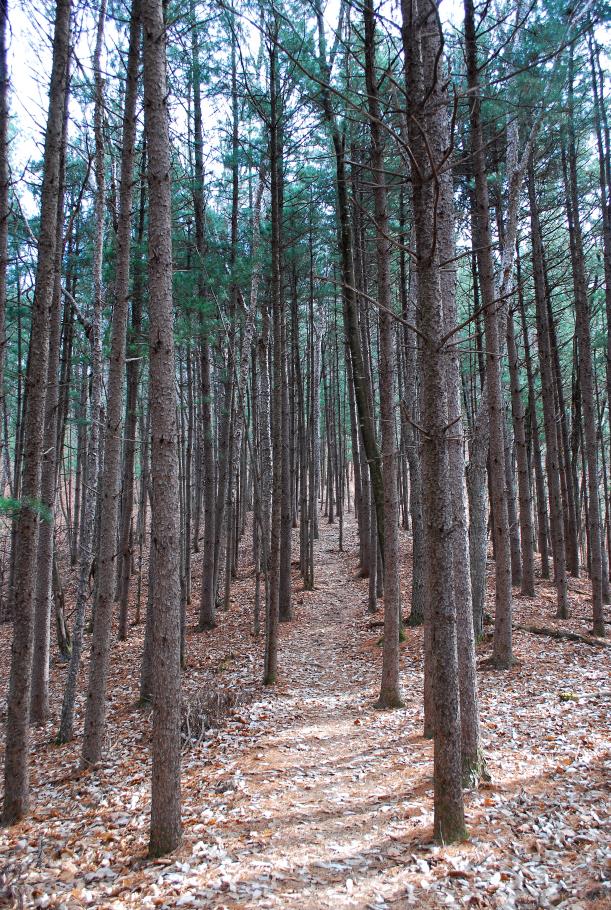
(0, 514, 610, 910)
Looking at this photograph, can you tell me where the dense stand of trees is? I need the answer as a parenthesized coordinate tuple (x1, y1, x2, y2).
(0, 0, 609, 854)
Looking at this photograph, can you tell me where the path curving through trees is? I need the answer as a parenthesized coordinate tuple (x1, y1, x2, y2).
(1, 513, 609, 908)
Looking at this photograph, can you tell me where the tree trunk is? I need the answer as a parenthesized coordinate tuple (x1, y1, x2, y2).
(363, 0, 403, 709)
(2, 0, 71, 825)
(143, 0, 183, 856)
(0, 0, 8, 496)
(516, 253, 550, 579)
(264, 29, 282, 685)
(58, 0, 106, 749)
(528, 163, 569, 618)
(81, 0, 140, 765)
(30, 56, 70, 725)
(507, 309, 535, 596)
(403, 0, 466, 845)
(314, 0, 385, 563)
(118, 145, 145, 633)
(564, 58, 604, 636)
(464, 0, 513, 668)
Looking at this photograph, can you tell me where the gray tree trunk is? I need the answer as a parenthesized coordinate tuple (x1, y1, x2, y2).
(0, 0, 8, 503)
(507, 310, 535, 596)
(81, 0, 140, 765)
(30, 59, 70, 725)
(58, 1, 106, 749)
(528, 164, 569, 619)
(528, 166, 568, 619)
(2, 0, 71, 825)
(465, 0, 513, 668)
(363, 0, 403, 709)
(564, 60, 604, 636)
(143, 0, 183, 856)
(403, 0, 465, 844)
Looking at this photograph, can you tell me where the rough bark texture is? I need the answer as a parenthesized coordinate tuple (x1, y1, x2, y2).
(30, 61, 70, 724)
(116, 23, 144, 638)
(464, 0, 513, 668)
(528, 165, 569, 619)
(517, 263, 550, 579)
(264, 31, 282, 685)
(58, 2, 106, 749)
(564, 63, 605, 636)
(2, 0, 71, 825)
(363, 0, 403, 709)
(143, 0, 183, 856)
(436, 98, 482, 782)
(81, 0, 140, 766)
(0, 0, 8, 501)
(403, 0, 466, 845)
(190, 12, 216, 632)
(402, 277, 425, 628)
(507, 311, 535, 597)
(314, 0, 385, 566)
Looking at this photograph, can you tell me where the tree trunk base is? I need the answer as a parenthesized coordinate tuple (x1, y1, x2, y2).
(405, 612, 423, 628)
(374, 691, 405, 710)
(434, 820, 468, 846)
(197, 620, 217, 632)
(462, 751, 490, 789)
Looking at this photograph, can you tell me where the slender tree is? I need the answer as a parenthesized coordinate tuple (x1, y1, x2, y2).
(403, 0, 466, 844)
(2, 0, 71, 825)
(362, 0, 403, 709)
(143, 0, 183, 855)
(81, 0, 141, 766)
(464, 0, 513, 668)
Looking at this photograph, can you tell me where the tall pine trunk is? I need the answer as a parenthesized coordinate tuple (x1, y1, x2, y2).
(528, 163, 569, 618)
(81, 0, 140, 765)
(564, 56, 604, 636)
(363, 0, 403, 709)
(464, 0, 513, 668)
(403, 0, 466, 844)
(143, 0, 183, 856)
(30, 63, 70, 724)
(2, 0, 71, 825)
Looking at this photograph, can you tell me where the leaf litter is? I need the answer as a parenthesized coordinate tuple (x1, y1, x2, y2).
(0, 515, 609, 909)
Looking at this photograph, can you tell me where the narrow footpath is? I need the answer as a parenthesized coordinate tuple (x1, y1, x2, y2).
(1, 514, 608, 909)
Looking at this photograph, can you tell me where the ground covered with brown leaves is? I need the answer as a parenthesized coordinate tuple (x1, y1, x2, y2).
(1, 514, 610, 909)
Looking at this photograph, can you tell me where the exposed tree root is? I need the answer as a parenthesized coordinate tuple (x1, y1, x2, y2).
(515, 623, 611, 648)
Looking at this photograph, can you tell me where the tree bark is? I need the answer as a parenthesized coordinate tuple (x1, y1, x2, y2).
(314, 0, 385, 564)
(58, 0, 106, 749)
(143, 0, 183, 856)
(30, 56, 70, 725)
(363, 0, 403, 709)
(464, 0, 513, 668)
(528, 163, 569, 619)
(81, 0, 140, 765)
(403, 0, 466, 844)
(564, 58, 604, 636)
(0, 0, 8, 494)
(507, 309, 535, 596)
(118, 141, 146, 633)
(2, 0, 71, 825)
(264, 28, 282, 685)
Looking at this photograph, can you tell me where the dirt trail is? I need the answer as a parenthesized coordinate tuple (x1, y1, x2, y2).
(1, 513, 609, 909)
(174, 515, 610, 910)
(190, 515, 434, 909)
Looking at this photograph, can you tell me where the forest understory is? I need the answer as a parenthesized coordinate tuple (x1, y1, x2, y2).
(1, 514, 609, 910)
